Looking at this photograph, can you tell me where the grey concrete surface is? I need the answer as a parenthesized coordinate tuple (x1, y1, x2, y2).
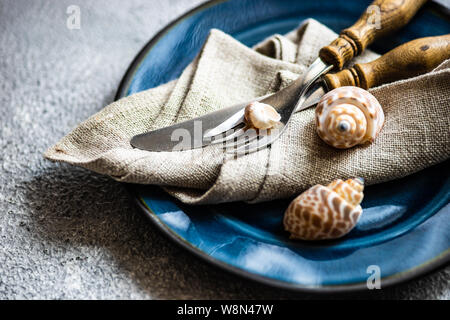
(0, 0, 448, 299)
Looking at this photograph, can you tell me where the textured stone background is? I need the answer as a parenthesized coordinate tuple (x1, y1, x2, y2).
(0, 0, 448, 299)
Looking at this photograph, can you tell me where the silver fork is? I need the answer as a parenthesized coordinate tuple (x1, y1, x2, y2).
(198, 0, 430, 154)
(203, 58, 332, 154)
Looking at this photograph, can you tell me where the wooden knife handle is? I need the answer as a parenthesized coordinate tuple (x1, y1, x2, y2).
(319, 0, 428, 69)
(324, 34, 450, 90)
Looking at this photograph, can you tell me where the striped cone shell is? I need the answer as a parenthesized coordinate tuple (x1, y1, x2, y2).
(283, 178, 364, 240)
(315, 86, 384, 149)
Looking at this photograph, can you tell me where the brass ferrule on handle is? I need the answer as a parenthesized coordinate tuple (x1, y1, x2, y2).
(319, 0, 429, 70)
(324, 34, 450, 90)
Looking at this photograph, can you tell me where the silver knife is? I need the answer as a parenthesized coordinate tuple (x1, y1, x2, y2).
(131, 0, 430, 152)
(130, 95, 270, 152)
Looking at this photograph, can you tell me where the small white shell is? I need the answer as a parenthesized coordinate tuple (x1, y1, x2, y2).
(244, 101, 281, 130)
(283, 177, 364, 240)
(315, 86, 384, 149)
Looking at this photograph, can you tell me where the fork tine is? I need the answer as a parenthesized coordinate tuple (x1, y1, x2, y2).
(203, 109, 245, 139)
(231, 134, 275, 155)
(221, 129, 259, 152)
(208, 126, 246, 145)
(203, 93, 274, 139)
(228, 123, 286, 155)
(233, 131, 259, 149)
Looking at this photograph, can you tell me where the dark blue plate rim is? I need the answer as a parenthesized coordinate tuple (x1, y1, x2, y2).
(115, 0, 450, 293)
(127, 185, 449, 293)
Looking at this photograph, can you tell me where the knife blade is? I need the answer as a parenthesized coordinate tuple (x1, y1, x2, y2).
(130, 59, 330, 153)
(130, 96, 269, 152)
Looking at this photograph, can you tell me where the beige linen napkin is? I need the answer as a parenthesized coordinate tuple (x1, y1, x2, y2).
(45, 19, 450, 204)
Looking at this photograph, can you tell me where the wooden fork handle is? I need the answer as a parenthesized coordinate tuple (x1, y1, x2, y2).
(319, 0, 428, 70)
(324, 34, 450, 90)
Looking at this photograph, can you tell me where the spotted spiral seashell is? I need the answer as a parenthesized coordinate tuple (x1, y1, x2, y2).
(315, 86, 384, 149)
(283, 177, 364, 240)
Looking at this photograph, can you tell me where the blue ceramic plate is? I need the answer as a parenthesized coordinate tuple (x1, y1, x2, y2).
(116, 0, 450, 292)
